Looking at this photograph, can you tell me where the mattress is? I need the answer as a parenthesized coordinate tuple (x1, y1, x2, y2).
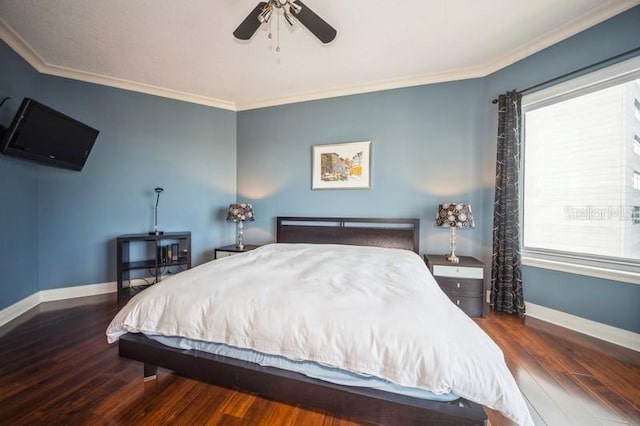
(107, 243, 533, 425)
(147, 334, 459, 402)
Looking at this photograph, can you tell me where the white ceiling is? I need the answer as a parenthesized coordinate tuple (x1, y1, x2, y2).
(0, 0, 638, 111)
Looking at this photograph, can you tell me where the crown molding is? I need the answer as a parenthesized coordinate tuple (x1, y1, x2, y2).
(0, 16, 47, 72)
(2, 0, 638, 112)
(235, 66, 484, 111)
(42, 64, 237, 111)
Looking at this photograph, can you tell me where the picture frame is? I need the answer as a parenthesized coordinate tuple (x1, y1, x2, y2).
(312, 141, 371, 190)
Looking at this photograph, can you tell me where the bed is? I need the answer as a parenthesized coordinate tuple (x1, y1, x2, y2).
(107, 217, 532, 425)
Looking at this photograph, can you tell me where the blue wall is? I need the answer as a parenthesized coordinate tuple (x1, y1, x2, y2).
(521, 267, 640, 332)
(0, 42, 40, 308)
(237, 80, 487, 255)
(1, 6, 639, 333)
(35, 76, 237, 289)
(0, 41, 237, 304)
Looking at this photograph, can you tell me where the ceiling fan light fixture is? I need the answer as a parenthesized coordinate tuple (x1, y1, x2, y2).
(258, 6, 273, 23)
(283, 10, 297, 26)
(288, 1, 302, 14)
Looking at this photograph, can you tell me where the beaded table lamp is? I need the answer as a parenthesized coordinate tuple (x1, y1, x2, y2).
(226, 203, 255, 250)
(435, 203, 475, 263)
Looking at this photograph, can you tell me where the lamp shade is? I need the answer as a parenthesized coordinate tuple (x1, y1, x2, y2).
(226, 203, 255, 223)
(435, 203, 474, 228)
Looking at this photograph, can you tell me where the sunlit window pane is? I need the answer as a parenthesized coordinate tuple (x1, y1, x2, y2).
(524, 80, 640, 260)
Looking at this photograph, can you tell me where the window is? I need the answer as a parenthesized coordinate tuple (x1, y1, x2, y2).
(522, 56, 640, 279)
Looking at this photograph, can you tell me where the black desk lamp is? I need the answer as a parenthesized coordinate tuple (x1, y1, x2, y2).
(150, 187, 164, 235)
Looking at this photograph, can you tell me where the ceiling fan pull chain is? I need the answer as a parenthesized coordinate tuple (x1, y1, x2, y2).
(276, 10, 281, 52)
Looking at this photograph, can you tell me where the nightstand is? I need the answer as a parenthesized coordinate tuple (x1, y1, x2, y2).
(214, 244, 261, 259)
(423, 254, 488, 318)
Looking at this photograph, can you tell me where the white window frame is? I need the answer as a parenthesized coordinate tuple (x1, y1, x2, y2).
(635, 171, 640, 190)
(634, 135, 640, 155)
(521, 56, 640, 285)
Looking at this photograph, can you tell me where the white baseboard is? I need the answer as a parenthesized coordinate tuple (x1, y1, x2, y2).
(0, 292, 41, 329)
(39, 281, 116, 302)
(0, 281, 117, 328)
(526, 302, 640, 352)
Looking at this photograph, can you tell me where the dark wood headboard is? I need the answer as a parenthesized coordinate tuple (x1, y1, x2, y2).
(276, 217, 420, 253)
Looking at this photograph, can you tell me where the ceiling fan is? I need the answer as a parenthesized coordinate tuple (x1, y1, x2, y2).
(233, 0, 337, 44)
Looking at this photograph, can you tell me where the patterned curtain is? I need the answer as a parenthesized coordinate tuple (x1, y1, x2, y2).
(491, 90, 525, 316)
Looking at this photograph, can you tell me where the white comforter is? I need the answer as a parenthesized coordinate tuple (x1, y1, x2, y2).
(106, 243, 533, 425)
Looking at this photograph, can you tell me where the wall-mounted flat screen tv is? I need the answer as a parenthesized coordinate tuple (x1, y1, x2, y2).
(0, 98, 99, 171)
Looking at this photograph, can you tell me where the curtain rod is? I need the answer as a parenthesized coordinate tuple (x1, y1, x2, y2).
(490, 46, 640, 104)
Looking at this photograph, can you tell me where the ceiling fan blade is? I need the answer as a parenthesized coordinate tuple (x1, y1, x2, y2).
(290, 1, 336, 44)
(233, 2, 268, 40)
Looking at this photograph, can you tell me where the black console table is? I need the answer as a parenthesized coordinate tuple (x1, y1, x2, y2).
(116, 232, 191, 299)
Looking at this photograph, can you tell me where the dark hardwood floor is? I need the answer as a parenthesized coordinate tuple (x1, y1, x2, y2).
(0, 294, 638, 425)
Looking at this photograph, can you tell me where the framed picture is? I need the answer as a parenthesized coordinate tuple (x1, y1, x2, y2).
(312, 141, 371, 190)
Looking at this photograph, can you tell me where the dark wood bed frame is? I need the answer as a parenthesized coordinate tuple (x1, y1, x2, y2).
(118, 217, 488, 425)
(276, 216, 420, 253)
